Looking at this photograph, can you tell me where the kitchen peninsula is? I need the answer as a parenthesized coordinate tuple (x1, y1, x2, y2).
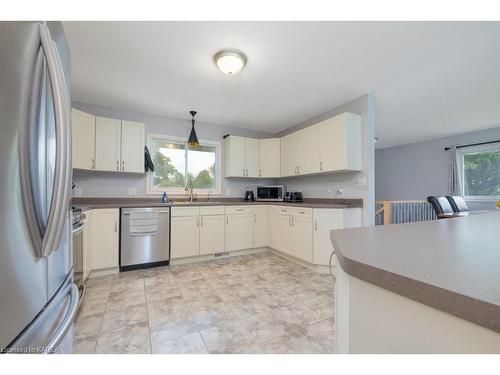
(331, 211, 500, 353)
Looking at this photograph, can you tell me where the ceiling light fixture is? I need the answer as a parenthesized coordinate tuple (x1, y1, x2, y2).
(187, 110, 199, 148)
(214, 49, 247, 75)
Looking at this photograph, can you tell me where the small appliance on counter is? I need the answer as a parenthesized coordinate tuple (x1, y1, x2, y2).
(256, 185, 285, 201)
(285, 191, 303, 202)
(244, 190, 255, 201)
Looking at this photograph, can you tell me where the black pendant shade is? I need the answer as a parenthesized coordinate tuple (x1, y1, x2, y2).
(187, 110, 199, 147)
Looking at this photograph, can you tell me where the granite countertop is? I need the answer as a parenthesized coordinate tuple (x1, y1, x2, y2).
(330, 211, 500, 333)
(72, 197, 363, 211)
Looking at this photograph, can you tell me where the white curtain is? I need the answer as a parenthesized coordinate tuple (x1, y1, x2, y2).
(448, 146, 462, 196)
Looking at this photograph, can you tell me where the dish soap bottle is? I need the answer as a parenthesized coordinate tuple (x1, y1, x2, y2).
(161, 192, 169, 203)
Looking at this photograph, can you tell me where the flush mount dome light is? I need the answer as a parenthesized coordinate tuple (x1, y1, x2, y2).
(214, 49, 247, 75)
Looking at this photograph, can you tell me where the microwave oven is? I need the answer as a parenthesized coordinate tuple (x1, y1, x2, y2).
(256, 185, 285, 201)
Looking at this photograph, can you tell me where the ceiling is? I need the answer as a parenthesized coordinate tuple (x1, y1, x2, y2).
(63, 21, 500, 149)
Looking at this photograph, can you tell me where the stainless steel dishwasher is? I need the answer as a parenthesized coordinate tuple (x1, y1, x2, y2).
(120, 207, 170, 271)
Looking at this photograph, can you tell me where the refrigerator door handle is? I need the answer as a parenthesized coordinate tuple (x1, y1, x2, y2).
(43, 282, 79, 354)
(38, 23, 71, 258)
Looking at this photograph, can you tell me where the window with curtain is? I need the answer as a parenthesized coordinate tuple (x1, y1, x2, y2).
(457, 143, 500, 199)
(147, 135, 220, 194)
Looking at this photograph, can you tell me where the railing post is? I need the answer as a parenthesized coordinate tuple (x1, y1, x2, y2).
(383, 201, 392, 225)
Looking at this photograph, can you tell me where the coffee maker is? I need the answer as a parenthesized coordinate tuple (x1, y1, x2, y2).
(244, 190, 255, 201)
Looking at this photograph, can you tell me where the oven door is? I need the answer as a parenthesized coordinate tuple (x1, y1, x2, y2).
(72, 222, 85, 289)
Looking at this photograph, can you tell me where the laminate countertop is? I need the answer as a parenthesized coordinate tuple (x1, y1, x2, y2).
(330, 210, 500, 333)
(72, 197, 363, 211)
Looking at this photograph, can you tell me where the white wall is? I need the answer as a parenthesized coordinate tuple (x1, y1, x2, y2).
(72, 101, 275, 198)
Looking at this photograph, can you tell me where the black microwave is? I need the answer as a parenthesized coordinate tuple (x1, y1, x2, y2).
(256, 185, 285, 201)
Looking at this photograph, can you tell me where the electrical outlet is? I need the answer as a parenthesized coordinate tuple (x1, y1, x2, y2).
(73, 188, 82, 197)
(328, 189, 332, 197)
(128, 188, 137, 196)
(335, 189, 344, 197)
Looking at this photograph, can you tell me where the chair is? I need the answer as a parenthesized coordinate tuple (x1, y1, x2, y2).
(446, 196, 469, 213)
(427, 196, 455, 219)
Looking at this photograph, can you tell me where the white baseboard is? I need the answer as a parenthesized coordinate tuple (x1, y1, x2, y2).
(269, 247, 334, 274)
(88, 267, 119, 279)
(170, 247, 269, 266)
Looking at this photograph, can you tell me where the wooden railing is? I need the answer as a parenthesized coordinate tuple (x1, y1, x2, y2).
(375, 200, 437, 225)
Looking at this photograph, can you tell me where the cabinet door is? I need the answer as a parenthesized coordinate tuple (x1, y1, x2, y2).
(253, 206, 268, 248)
(313, 209, 343, 265)
(292, 216, 313, 262)
(259, 138, 280, 177)
(224, 135, 246, 177)
(95, 116, 121, 171)
(273, 214, 293, 254)
(121, 120, 145, 173)
(90, 209, 119, 270)
(171, 216, 200, 259)
(199, 215, 225, 255)
(245, 138, 259, 177)
(299, 124, 322, 175)
(82, 210, 93, 280)
(281, 132, 300, 177)
(226, 214, 254, 251)
(320, 113, 362, 172)
(71, 108, 95, 170)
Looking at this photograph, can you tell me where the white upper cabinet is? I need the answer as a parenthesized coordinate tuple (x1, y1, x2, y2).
(95, 116, 121, 172)
(245, 138, 259, 177)
(121, 120, 145, 173)
(280, 132, 300, 177)
(298, 124, 322, 175)
(71, 109, 95, 170)
(74, 110, 145, 174)
(224, 135, 259, 177)
(259, 138, 280, 177)
(320, 112, 362, 172)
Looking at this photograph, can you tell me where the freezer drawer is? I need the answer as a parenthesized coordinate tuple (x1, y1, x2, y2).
(120, 207, 170, 270)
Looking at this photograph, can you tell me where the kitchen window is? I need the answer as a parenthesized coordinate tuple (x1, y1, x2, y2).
(457, 142, 500, 200)
(147, 134, 221, 194)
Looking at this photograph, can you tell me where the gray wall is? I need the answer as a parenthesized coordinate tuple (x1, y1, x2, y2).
(375, 126, 500, 210)
(277, 94, 376, 226)
(72, 101, 275, 198)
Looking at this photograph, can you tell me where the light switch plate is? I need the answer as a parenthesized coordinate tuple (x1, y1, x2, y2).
(128, 188, 138, 196)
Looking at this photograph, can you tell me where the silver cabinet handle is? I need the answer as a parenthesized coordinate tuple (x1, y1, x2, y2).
(226, 216, 229, 225)
(91, 158, 95, 170)
(114, 221, 117, 232)
(201, 216, 203, 226)
(254, 214, 256, 223)
(196, 217, 199, 227)
(289, 216, 292, 226)
(259, 169, 262, 177)
(43, 283, 79, 353)
(315, 220, 318, 231)
(320, 161, 323, 171)
(122, 161, 124, 171)
(291, 217, 294, 227)
(37, 24, 71, 258)
(116, 160, 119, 171)
(297, 166, 300, 175)
(235, 208, 244, 212)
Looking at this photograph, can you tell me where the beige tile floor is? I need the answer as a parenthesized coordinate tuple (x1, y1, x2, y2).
(73, 252, 336, 354)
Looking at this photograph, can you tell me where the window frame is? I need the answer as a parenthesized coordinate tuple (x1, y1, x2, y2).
(457, 142, 500, 202)
(146, 133, 221, 195)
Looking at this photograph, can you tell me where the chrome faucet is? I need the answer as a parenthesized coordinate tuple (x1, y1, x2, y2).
(207, 190, 213, 201)
(185, 181, 195, 203)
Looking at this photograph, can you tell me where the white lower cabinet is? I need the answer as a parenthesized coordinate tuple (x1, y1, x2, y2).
(89, 208, 119, 270)
(82, 210, 93, 280)
(291, 214, 313, 262)
(253, 205, 268, 248)
(171, 215, 200, 259)
(199, 214, 225, 255)
(225, 206, 254, 251)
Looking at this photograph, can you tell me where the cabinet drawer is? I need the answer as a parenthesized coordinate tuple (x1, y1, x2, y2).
(199, 206, 225, 216)
(271, 206, 293, 216)
(225, 206, 254, 215)
(290, 207, 312, 218)
(171, 207, 200, 217)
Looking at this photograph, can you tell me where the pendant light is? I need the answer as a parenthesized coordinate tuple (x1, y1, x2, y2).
(187, 110, 199, 148)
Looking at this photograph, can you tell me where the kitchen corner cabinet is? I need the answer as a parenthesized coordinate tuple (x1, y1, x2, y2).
(259, 138, 280, 177)
(89, 208, 119, 270)
(280, 132, 300, 177)
(121, 120, 145, 173)
(72, 108, 96, 170)
(223, 135, 259, 177)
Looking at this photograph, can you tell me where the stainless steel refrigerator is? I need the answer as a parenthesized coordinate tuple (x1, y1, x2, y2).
(0, 21, 77, 353)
